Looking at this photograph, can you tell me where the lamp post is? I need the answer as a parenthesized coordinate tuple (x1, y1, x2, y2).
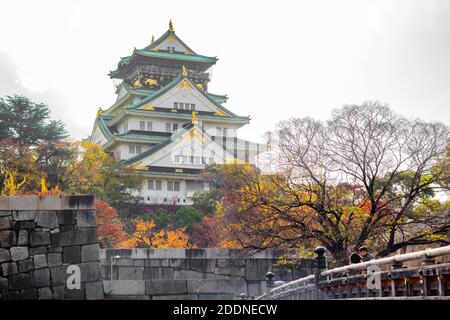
(110, 255, 120, 280)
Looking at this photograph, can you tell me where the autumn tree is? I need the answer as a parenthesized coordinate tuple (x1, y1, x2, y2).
(120, 219, 193, 248)
(205, 102, 450, 263)
(95, 200, 127, 248)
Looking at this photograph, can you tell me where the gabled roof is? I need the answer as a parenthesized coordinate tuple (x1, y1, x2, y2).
(123, 122, 194, 165)
(109, 22, 217, 78)
(127, 73, 239, 118)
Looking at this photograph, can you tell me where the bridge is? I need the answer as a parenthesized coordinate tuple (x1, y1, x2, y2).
(255, 245, 450, 300)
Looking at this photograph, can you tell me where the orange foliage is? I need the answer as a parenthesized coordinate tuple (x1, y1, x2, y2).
(95, 200, 127, 248)
(120, 218, 194, 248)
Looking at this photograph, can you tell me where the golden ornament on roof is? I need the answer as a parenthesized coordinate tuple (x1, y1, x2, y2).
(96, 107, 103, 117)
(151, 35, 155, 43)
(181, 65, 187, 77)
(169, 19, 174, 32)
(192, 111, 198, 125)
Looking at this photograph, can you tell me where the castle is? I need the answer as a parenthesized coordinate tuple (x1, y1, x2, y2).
(89, 21, 263, 205)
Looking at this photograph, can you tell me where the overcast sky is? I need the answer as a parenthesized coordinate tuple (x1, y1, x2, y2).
(0, 0, 449, 142)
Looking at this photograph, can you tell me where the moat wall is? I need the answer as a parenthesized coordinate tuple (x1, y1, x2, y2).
(101, 248, 314, 300)
(0, 195, 104, 300)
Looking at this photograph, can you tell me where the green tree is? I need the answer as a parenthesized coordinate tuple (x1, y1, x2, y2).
(0, 95, 67, 146)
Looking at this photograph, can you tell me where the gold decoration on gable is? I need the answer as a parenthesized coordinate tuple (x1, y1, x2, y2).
(168, 34, 176, 42)
(141, 104, 155, 110)
(175, 168, 184, 173)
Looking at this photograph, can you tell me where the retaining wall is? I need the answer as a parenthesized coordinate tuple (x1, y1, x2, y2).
(101, 248, 313, 300)
(0, 195, 104, 300)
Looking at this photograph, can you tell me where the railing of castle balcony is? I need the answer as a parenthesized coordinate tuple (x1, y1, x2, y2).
(255, 245, 450, 300)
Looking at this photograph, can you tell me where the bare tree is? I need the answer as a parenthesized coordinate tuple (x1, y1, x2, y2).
(215, 101, 450, 263)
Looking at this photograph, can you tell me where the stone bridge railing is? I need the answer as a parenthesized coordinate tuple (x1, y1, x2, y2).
(256, 245, 450, 300)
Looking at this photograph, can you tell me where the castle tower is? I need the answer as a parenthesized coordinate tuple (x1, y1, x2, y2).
(89, 21, 263, 205)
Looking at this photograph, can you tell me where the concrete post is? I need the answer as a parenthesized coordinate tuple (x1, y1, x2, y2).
(314, 246, 327, 300)
(265, 271, 275, 300)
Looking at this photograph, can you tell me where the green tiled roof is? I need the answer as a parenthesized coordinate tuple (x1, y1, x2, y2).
(116, 131, 171, 143)
(127, 74, 242, 119)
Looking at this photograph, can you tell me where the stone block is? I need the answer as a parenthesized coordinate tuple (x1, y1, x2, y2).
(187, 279, 247, 295)
(247, 281, 263, 297)
(80, 262, 101, 282)
(37, 196, 62, 210)
(0, 248, 11, 263)
(108, 294, 150, 300)
(103, 280, 145, 295)
(13, 211, 37, 221)
(29, 246, 47, 256)
(1, 261, 18, 276)
(30, 231, 51, 247)
(245, 259, 272, 281)
(173, 269, 229, 280)
(64, 284, 85, 300)
(9, 196, 38, 211)
(8, 273, 30, 290)
(145, 259, 161, 267)
(118, 266, 144, 280)
(185, 248, 206, 259)
(152, 294, 198, 300)
(10, 246, 29, 261)
(63, 246, 80, 263)
(133, 259, 145, 267)
(60, 225, 76, 232)
(47, 252, 62, 267)
(53, 285, 64, 299)
(0, 216, 11, 231)
(0, 210, 11, 217)
(36, 211, 58, 229)
(116, 258, 133, 266)
(161, 259, 169, 267)
(81, 244, 100, 262)
(0, 197, 9, 210)
(198, 293, 235, 300)
(143, 267, 173, 280)
(169, 259, 182, 268)
(77, 210, 97, 228)
(57, 210, 77, 225)
(38, 287, 53, 300)
(31, 268, 50, 287)
(22, 288, 38, 300)
(33, 254, 48, 269)
(145, 280, 187, 295)
(190, 259, 216, 273)
(0, 230, 17, 247)
(18, 230, 28, 246)
(51, 229, 98, 247)
(50, 265, 68, 284)
(85, 281, 104, 300)
(48, 246, 63, 253)
(216, 259, 230, 268)
(18, 259, 34, 273)
(61, 196, 94, 210)
(0, 277, 8, 293)
(14, 221, 36, 229)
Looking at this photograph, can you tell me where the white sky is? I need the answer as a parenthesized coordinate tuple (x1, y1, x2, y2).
(0, 0, 449, 142)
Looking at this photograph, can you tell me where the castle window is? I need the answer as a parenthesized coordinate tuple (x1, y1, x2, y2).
(174, 102, 178, 109)
(147, 121, 152, 131)
(179, 103, 184, 109)
(167, 180, 180, 191)
(166, 123, 171, 132)
(139, 121, 145, 130)
(173, 123, 178, 132)
(135, 146, 142, 154)
(129, 145, 135, 154)
(191, 104, 196, 110)
(148, 179, 162, 190)
(223, 128, 228, 137)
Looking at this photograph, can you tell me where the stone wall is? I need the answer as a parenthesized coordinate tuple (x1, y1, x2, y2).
(101, 248, 313, 300)
(0, 195, 104, 300)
